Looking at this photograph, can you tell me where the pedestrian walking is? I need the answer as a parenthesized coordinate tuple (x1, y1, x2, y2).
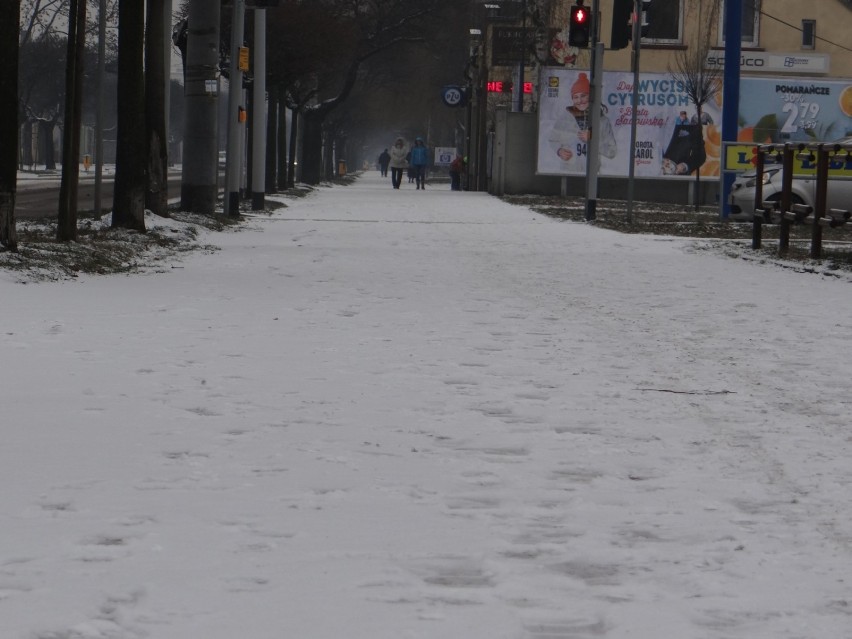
(388, 138, 409, 189)
(378, 149, 391, 177)
(409, 137, 429, 190)
(449, 154, 465, 191)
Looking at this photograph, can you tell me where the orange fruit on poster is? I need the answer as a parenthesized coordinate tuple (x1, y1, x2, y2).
(699, 159, 720, 177)
(704, 124, 721, 148)
(703, 125, 721, 158)
(840, 86, 852, 117)
(737, 127, 755, 142)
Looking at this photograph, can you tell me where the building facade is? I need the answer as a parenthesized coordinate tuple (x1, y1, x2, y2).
(479, 0, 852, 199)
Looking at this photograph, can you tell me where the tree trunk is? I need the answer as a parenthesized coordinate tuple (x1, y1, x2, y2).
(695, 104, 703, 212)
(145, 0, 169, 217)
(21, 121, 32, 167)
(287, 108, 299, 188)
(0, 0, 20, 251)
(266, 86, 278, 192)
(112, 0, 147, 231)
(42, 118, 57, 170)
(301, 111, 323, 185)
(57, 0, 87, 241)
(276, 88, 288, 191)
(180, 0, 222, 213)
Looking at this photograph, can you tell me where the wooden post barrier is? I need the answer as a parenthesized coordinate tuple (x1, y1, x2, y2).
(752, 141, 852, 259)
(751, 149, 765, 249)
(778, 145, 796, 256)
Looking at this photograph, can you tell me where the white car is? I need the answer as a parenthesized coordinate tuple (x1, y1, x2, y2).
(729, 136, 852, 221)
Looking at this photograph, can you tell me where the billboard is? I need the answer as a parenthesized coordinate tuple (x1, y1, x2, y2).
(537, 70, 852, 178)
(736, 77, 852, 144)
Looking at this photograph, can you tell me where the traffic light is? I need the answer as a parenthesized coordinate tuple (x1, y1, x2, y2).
(568, 3, 591, 49)
(639, 0, 653, 39)
(609, 0, 653, 50)
(610, 0, 633, 50)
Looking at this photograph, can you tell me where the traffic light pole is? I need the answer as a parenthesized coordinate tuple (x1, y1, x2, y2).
(225, 0, 245, 217)
(720, 0, 742, 220)
(584, 0, 602, 221)
(626, 0, 642, 224)
(251, 7, 266, 210)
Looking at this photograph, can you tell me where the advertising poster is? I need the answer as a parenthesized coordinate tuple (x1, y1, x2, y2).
(538, 69, 722, 178)
(736, 77, 852, 144)
(537, 71, 852, 178)
(433, 147, 457, 166)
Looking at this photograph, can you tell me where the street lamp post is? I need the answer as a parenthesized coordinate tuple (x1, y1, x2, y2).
(225, 0, 245, 217)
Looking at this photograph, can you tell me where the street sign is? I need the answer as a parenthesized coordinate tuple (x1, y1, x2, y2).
(434, 147, 457, 166)
(441, 86, 467, 108)
(491, 27, 530, 67)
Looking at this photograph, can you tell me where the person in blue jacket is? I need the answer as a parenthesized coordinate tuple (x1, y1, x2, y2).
(409, 137, 430, 190)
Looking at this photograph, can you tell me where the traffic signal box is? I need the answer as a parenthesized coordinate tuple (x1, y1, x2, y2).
(610, 0, 633, 50)
(568, 4, 591, 48)
(610, 0, 652, 50)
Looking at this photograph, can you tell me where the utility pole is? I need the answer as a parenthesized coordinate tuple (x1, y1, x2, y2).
(225, 0, 246, 216)
(584, 0, 602, 221)
(626, 0, 642, 224)
(251, 7, 266, 210)
(515, 0, 526, 113)
(720, 0, 742, 220)
(181, 0, 221, 213)
(477, 22, 489, 191)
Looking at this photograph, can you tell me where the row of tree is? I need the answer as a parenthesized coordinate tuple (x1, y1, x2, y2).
(0, 0, 471, 253)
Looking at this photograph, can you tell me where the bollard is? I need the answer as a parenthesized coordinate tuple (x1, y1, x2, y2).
(778, 146, 795, 256)
(751, 150, 765, 249)
(811, 144, 829, 259)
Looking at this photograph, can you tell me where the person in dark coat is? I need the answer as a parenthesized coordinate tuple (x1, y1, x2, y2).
(377, 149, 390, 177)
(449, 154, 465, 191)
(662, 123, 707, 175)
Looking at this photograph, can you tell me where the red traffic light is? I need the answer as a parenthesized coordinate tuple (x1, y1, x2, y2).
(569, 5, 591, 48)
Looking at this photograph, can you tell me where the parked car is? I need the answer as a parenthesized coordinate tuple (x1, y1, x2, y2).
(729, 136, 852, 221)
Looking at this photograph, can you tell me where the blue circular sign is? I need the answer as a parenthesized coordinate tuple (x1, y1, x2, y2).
(442, 86, 465, 108)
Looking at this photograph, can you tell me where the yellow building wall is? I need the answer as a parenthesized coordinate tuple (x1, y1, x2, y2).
(547, 0, 852, 78)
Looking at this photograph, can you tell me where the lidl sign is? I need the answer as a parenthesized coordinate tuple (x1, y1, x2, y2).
(724, 142, 852, 178)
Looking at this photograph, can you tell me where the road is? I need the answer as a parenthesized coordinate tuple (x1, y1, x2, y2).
(15, 170, 192, 220)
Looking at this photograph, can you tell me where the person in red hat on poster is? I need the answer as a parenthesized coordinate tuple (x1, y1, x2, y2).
(547, 72, 617, 173)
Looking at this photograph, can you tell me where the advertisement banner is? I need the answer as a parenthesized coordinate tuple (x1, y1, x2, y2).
(537, 69, 722, 178)
(537, 70, 852, 178)
(736, 77, 852, 144)
(433, 147, 457, 166)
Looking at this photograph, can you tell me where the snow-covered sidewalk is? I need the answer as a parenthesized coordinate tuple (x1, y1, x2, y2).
(2, 172, 851, 639)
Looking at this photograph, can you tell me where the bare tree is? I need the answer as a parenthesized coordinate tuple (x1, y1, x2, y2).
(1, 0, 21, 251)
(112, 0, 146, 230)
(56, 0, 87, 241)
(296, 0, 439, 185)
(668, 0, 722, 209)
(145, 0, 168, 216)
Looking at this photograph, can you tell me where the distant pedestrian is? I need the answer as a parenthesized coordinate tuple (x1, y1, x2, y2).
(449, 154, 465, 191)
(378, 149, 390, 177)
(409, 137, 429, 190)
(388, 138, 409, 189)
